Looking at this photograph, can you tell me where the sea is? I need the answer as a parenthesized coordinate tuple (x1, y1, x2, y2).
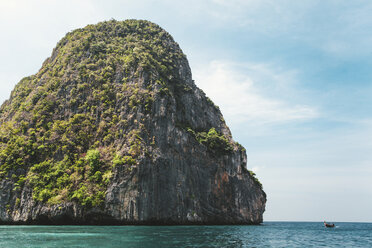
(0, 222, 371, 247)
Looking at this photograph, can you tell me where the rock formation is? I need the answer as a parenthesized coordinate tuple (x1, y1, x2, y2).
(0, 20, 266, 224)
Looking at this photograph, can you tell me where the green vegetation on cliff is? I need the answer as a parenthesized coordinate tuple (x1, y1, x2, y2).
(0, 20, 186, 206)
(0, 20, 240, 208)
(187, 127, 233, 154)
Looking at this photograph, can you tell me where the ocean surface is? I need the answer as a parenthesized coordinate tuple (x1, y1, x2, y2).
(0, 222, 371, 247)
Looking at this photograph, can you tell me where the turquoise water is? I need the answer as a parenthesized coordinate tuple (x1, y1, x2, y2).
(0, 222, 371, 247)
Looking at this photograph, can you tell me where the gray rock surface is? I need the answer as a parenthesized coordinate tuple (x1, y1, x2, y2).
(0, 20, 266, 225)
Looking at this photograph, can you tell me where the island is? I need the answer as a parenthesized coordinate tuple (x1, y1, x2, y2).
(0, 20, 266, 225)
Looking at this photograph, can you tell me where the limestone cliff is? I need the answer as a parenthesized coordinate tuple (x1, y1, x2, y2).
(0, 20, 266, 224)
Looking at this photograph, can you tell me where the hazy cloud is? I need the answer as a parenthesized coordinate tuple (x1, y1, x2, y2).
(1, 0, 371, 222)
(194, 60, 318, 125)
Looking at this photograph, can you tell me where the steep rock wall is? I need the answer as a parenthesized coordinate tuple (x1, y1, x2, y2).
(0, 20, 266, 225)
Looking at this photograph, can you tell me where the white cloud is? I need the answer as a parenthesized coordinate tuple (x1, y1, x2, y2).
(251, 166, 263, 173)
(193, 60, 318, 126)
(192, 0, 372, 58)
(0, 0, 101, 105)
(247, 120, 372, 222)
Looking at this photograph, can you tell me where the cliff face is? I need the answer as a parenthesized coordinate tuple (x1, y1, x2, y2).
(0, 20, 266, 224)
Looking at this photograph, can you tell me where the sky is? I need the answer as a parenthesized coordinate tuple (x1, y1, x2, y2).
(0, 0, 371, 222)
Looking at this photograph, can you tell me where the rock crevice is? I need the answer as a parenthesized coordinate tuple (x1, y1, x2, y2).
(0, 20, 266, 225)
